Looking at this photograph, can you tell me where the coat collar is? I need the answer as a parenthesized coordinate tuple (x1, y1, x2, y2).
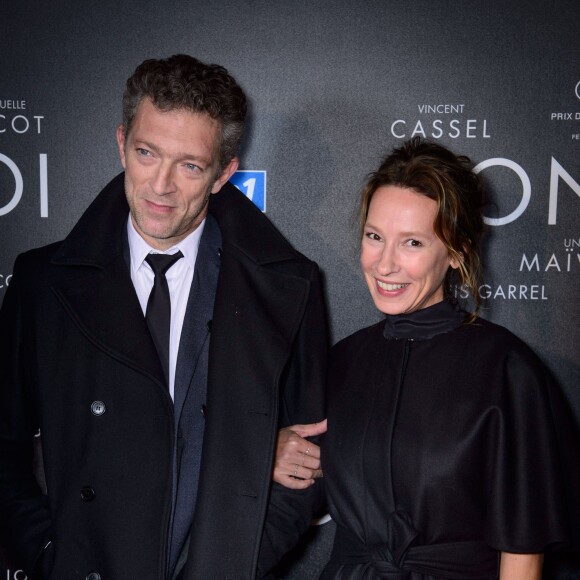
(210, 181, 301, 265)
(48, 172, 310, 393)
(52, 173, 301, 269)
(51, 173, 128, 268)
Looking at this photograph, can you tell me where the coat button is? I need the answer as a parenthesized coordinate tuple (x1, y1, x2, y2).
(90, 401, 106, 416)
(86, 572, 101, 580)
(80, 486, 96, 502)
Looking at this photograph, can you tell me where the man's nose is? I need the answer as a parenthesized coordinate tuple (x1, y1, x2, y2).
(150, 163, 175, 195)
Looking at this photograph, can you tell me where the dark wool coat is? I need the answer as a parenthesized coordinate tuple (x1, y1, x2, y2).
(0, 174, 327, 579)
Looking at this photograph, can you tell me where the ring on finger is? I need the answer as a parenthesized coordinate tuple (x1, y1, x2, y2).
(305, 445, 310, 456)
(293, 464, 299, 477)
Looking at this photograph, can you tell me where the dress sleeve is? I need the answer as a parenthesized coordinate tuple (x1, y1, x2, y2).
(484, 339, 571, 553)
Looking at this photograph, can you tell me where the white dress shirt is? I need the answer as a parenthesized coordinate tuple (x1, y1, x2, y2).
(127, 216, 205, 400)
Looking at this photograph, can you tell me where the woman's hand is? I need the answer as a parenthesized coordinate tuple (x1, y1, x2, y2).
(273, 420, 327, 489)
(499, 552, 543, 579)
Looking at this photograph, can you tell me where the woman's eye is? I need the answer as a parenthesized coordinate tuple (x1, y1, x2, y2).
(405, 239, 423, 247)
(364, 232, 381, 241)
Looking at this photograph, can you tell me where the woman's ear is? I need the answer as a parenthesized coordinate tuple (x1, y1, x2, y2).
(449, 249, 464, 270)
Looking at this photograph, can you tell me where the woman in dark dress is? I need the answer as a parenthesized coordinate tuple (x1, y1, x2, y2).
(263, 137, 572, 579)
(319, 138, 568, 579)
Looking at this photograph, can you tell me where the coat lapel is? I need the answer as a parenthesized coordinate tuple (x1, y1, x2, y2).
(50, 255, 165, 386)
(49, 173, 165, 387)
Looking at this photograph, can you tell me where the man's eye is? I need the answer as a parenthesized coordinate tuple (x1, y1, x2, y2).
(136, 148, 150, 156)
(185, 163, 200, 172)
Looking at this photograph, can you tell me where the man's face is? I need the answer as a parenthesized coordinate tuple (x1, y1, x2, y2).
(117, 98, 238, 250)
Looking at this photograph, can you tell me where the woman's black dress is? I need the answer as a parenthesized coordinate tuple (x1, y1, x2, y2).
(321, 300, 568, 579)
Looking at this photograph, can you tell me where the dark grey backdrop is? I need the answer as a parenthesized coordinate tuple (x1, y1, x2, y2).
(1, 1, 579, 578)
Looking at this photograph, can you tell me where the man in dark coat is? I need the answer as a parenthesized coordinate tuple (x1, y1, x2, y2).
(0, 55, 327, 579)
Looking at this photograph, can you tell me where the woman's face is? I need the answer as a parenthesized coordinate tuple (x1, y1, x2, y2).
(361, 185, 458, 315)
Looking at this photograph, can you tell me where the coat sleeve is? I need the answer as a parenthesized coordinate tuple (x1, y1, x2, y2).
(278, 261, 328, 428)
(0, 254, 53, 573)
(257, 481, 325, 578)
(257, 261, 328, 576)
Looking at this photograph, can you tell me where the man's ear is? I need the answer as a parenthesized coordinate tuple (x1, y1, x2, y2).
(211, 156, 239, 194)
(116, 125, 127, 168)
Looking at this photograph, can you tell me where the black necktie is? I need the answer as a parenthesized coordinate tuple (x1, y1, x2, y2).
(145, 251, 183, 386)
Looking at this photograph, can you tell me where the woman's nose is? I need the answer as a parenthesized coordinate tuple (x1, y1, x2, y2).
(376, 244, 398, 275)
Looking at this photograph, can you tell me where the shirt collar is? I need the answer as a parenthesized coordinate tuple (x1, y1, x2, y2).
(127, 214, 205, 271)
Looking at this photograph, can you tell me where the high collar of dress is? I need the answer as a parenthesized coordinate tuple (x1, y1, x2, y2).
(382, 300, 467, 341)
